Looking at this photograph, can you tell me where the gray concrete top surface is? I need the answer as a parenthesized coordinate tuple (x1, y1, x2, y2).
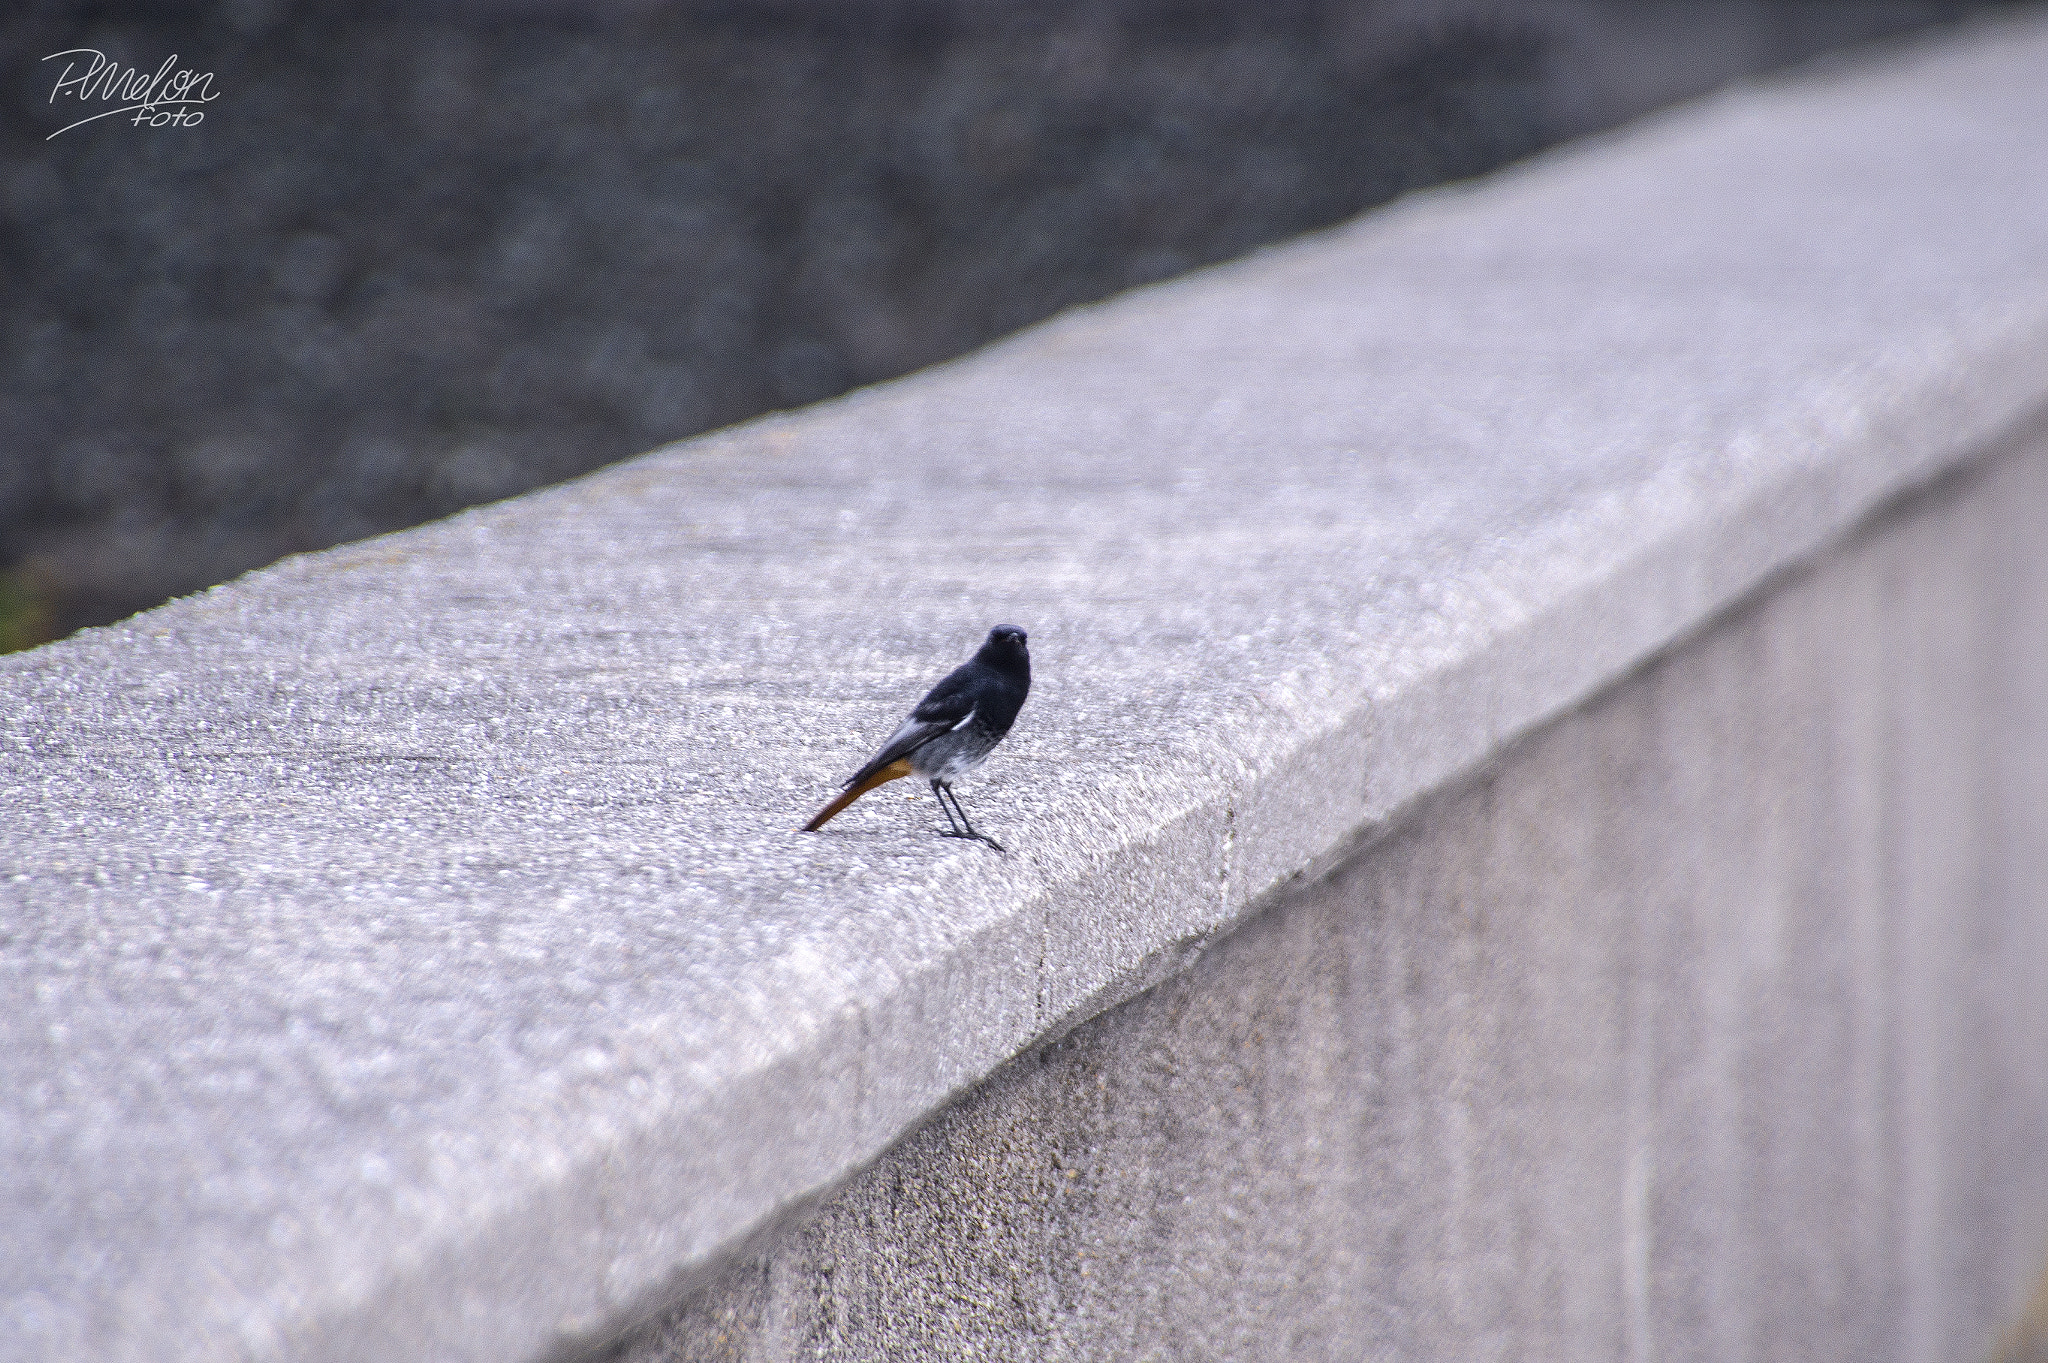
(8, 16, 2048, 1362)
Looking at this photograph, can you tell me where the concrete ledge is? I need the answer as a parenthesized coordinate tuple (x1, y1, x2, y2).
(7, 16, 2048, 1361)
(615, 427, 2048, 1362)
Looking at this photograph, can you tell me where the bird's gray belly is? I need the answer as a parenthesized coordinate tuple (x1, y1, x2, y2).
(909, 726, 1000, 782)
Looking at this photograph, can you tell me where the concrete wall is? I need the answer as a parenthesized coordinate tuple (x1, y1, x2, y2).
(6, 14, 2048, 1363)
(612, 434, 2048, 1362)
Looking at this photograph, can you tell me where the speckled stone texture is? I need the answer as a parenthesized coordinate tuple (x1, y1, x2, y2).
(6, 15, 2048, 1363)
(611, 437, 2048, 1363)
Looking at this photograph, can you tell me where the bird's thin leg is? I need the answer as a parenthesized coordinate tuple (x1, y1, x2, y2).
(931, 780, 967, 837)
(941, 784, 1004, 853)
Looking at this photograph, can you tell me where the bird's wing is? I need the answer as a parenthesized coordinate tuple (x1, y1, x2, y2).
(843, 666, 980, 787)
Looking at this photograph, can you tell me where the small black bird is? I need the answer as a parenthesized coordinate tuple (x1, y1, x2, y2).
(804, 625, 1031, 850)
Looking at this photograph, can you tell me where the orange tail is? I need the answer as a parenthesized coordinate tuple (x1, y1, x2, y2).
(803, 759, 913, 832)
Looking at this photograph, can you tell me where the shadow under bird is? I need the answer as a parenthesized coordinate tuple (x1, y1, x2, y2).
(804, 626, 1031, 850)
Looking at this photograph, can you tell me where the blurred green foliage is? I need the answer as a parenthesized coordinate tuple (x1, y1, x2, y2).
(0, 567, 56, 654)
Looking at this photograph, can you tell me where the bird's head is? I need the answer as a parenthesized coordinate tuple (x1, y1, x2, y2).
(981, 624, 1029, 671)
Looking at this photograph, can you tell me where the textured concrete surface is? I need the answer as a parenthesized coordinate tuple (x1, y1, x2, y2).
(6, 15, 2048, 1362)
(614, 435, 2048, 1363)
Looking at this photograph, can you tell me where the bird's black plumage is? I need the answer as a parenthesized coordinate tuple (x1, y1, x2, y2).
(845, 627, 1029, 786)
(804, 625, 1030, 849)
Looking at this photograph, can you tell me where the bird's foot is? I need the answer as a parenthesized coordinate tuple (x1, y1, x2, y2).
(939, 828, 1006, 853)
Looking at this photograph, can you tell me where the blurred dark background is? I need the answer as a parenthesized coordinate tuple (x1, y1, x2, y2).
(0, 0, 2025, 650)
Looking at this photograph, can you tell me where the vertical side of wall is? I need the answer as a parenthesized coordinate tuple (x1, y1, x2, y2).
(603, 429, 2048, 1363)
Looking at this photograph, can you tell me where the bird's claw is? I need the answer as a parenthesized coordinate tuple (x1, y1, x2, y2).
(939, 829, 1005, 853)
